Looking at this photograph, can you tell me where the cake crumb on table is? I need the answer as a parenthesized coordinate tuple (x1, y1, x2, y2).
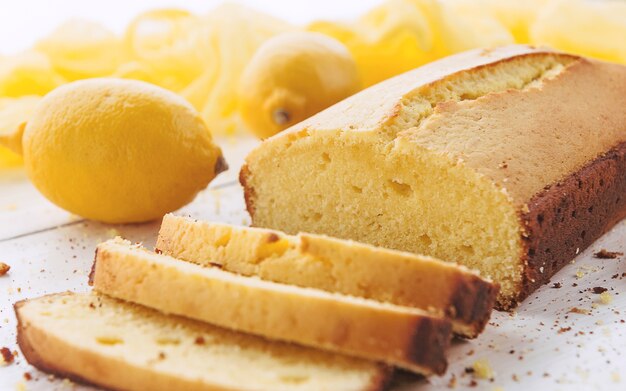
(568, 307, 590, 315)
(472, 359, 494, 380)
(0, 262, 10, 276)
(593, 249, 624, 259)
(599, 292, 613, 304)
(1, 347, 15, 365)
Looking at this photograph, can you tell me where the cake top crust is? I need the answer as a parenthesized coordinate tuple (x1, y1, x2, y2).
(273, 44, 626, 205)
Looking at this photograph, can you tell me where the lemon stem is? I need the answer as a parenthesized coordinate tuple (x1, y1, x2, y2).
(272, 108, 290, 125)
(0, 123, 25, 156)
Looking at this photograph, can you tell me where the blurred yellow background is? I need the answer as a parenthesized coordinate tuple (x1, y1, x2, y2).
(1, 0, 625, 166)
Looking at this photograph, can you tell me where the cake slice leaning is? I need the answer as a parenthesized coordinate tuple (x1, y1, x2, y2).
(16, 292, 390, 391)
(239, 45, 626, 309)
(90, 238, 451, 375)
(156, 214, 498, 338)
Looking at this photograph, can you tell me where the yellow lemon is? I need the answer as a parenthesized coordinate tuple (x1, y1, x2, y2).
(124, 9, 203, 88)
(36, 20, 126, 80)
(19, 78, 225, 223)
(239, 32, 360, 139)
(310, 0, 436, 87)
(183, 4, 294, 135)
(531, 0, 626, 64)
(0, 51, 65, 97)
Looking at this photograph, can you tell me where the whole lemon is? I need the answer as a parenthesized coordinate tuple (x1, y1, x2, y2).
(22, 78, 225, 223)
(239, 32, 360, 139)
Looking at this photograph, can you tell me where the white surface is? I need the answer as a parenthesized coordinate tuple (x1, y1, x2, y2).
(0, 136, 625, 391)
(0, 0, 381, 55)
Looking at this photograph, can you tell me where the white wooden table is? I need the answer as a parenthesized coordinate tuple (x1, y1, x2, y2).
(0, 135, 624, 391)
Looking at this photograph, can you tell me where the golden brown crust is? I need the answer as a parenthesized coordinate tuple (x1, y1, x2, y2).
(405, 318, 451, 375)
(275, 45, 562, 135)
(238, 164, 256, 219)
(512, 141, 626, 309)
(448, 275, 499, 336)
(367, 367, 394, 391)
(414, 57, 626, 207)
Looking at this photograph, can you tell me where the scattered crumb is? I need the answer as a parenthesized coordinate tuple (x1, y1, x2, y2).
(551, 282, 562, 288)
(472, 359, 494, 380)
(558, 327, 572, 334)
(594, 249, 623, 259)
(599, 292, 613, 304)
(568, 307, 590, 315)
(469, 380, 478, 387)
(106, 228, 121, 238)
(0, 262, 10, 276)
(575, 367, 589, 380)
(23, 372, 32, 381)
(575, 269, 585, 279)
(612, 371, 621, 383)
(1, 347, 15, 365)
(512, 374, 519, 382)
(447, 375, 457, 388)
(155, 248, 162, 254)
(194, 336, 205, 345)
(14, 381, 26, 391)
(592, 287, 608, 294)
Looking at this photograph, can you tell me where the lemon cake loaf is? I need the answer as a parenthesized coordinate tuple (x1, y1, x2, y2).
(16, 292, 390, 391)
(240, 45, 626, 309)
(91, 238, 451, 375)
(156, 214, 497, 338)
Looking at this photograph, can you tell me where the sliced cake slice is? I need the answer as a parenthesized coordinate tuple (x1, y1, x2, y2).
(156, 214, 498, 338)
(16, 292, 390, 391)
(91, 238, 451, 375)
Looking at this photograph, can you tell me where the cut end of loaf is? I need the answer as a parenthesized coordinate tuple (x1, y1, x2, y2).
(242, 131, 524, 308)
